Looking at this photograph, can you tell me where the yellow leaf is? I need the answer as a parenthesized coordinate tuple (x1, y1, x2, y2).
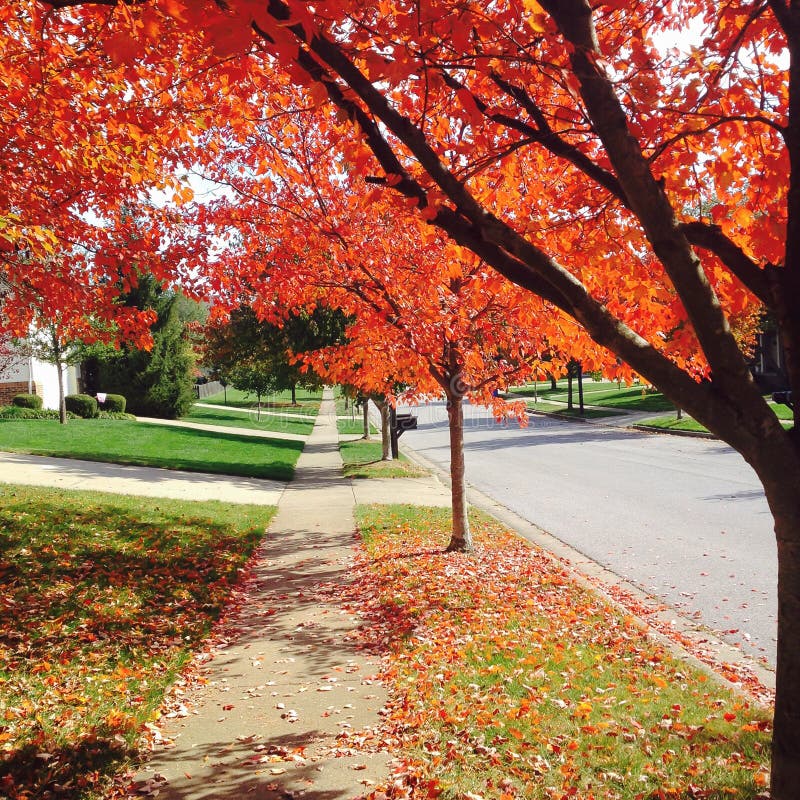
(523, 0, 548, 32)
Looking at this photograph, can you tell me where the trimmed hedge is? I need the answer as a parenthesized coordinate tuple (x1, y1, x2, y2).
(12, 394, 42, 410)
(0, 406, 74, 420)
(64, 394, 99, 419)
(99, 393, 126, 413)
(98, 411, 136, 420)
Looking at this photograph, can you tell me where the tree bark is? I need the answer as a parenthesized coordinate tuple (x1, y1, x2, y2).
(390, 406, 400, 459)
(753, 443, 800, 798)
(772, 522, 800, 796)
(291, 382, 296, 404)
(445, 390, 472, 552)
(362, 398, 371, 440)
(567, 366, 574, 411)
(379, 398, 391, 460)
(56, 355, 67, 425)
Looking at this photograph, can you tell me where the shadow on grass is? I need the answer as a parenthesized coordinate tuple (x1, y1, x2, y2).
(0, 737, 132, 800)
(0, 488, 275, 799)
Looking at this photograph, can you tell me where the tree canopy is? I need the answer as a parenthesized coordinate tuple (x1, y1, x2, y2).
(10, 0, 800, 791)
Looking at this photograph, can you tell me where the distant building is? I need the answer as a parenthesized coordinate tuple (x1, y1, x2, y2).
(750, 327, 787, 393)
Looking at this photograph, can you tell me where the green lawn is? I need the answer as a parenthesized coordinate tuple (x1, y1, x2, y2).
(200, 386, 321, 416)
(642, 402, 794, 434)
(183, 402, 314, 436)
(0, 484, 275, 800)
(337, 416, 379, 436)
(339, 439, 428, 478)
(0, 418, 303, 481)
(509, 380, 675, 413)
(526, 400, 624, 419)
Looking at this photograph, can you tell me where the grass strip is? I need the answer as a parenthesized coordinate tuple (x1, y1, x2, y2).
(339, 439, 428, 479)
(509, 383, 675, 413)
(337, 417, 379, 436)
(526, 401, 624, 420)
(642, 403, 793, 434)
(0, 418, 303, 481)
(183, 403, 314, 436)
(200, 387, 321, 416)
(354, 505, 772, 799)
(0, 484, 275, 800)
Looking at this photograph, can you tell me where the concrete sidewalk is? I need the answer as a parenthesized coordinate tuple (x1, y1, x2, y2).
(137, 415, 308, 442)
(0, 451, 287, 506)
(194, 403, 318, 422)
(134, 389, 392, 799)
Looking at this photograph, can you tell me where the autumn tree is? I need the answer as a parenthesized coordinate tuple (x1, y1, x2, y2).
(0, 5, 207, 345)
(27, 0, 800, 790)
(185, 94, 597, 550)
(304, 250, 551, 552)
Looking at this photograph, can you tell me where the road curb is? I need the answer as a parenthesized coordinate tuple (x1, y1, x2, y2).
(399, 441, 775, 705)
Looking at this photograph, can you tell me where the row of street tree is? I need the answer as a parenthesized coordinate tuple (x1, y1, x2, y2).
(2, 0, 799, 789)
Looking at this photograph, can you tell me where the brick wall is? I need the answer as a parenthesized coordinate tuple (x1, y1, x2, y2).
(0, 381, 41, 407)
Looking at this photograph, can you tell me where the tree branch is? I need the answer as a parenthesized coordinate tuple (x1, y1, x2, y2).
(679, 221, 771, 301)
(539, 0, 766, 409)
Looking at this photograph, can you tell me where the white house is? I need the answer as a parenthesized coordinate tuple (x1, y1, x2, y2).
(0, 352, 81, 409)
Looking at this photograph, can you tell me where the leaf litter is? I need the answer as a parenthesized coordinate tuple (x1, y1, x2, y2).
(349, 505, 772, 800)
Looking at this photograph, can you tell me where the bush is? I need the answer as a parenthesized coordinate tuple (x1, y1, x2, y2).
(97, 410, 136, 420)
(12, 394, 42, 410)
(100, 393, 126, 413)
(65, 394, 99, 419)
(0, 406, 74, 420)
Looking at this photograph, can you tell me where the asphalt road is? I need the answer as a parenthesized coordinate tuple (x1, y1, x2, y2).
(399, 401, 778, 667)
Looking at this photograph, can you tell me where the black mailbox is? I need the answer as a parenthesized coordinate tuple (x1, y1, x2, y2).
(394, 413, 418, 437)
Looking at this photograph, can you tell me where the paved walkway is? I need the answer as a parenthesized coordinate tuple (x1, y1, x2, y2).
(194, 403, 318, 422)
(137, 415, 308, 442)
(0, 451, 287, 505)
(134, 390, 393, 799)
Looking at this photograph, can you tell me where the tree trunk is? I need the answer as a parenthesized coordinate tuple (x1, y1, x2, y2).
(577, 362, 584, 415)
(56, 356, 67, 425)
(760, 459, 800, 798)
(549, 373, 557, 391)
(445, 391, 472, 552)
(362, 398, 371, 440)
(379, 399, 391, 460)
(567, 367, 574, 410)
(291, 383, 297, 404)
(390, 406, 399, 459)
